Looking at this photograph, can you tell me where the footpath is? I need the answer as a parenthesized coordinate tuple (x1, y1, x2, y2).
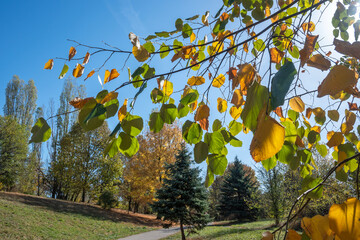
(117, 227, 181, 240)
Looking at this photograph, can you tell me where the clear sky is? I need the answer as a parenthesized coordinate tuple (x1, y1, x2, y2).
(0, 0, 345, 176)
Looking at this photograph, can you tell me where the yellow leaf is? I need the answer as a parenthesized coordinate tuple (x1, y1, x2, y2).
(329, 198, 360, 240)
(285, 229, 301, 240)
(243, 42, 249, 53)
(72, 63, 85, 78)
(250, 108, 285, 162)
(163, 80, 173, 96)
(302, 21, 315, 32)
(231, 89, 244, 108)
(317, 65, 357, 98)
(306, 54, 331, 71)
(265, 6, 271, 17)
(104, 69, 120, 84)
(212, 74, 225, 88)
(69, 97, 94, 109)
(327, 132, 344, 148)
(83, 52, 90, 65)
(235, 63, 256, 92)
(188, 76, 205, 86)
(84, 70, 95, 81)
(69, 46, 77, 61)
(230, 106, 242, 120)
(44, 59, 54, 70)
(118, 99, 128, 122)
(190, 32, 196, 43)
(101, 91, 118, 104)
(289, 96, 305, 112)
(299, 34, 318, 67)
(327, 110, 339, 122)
(195, 104, 210, 121)
(301, 215, 334, 240)
(132, 45, 150, 62)
(217, 98, 227, 113)
(261, 231, 273, 240)
(270, 48, 284, 64)
(345, 109, 356, 126)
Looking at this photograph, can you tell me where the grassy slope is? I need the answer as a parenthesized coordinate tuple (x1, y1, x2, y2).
(162, 220, 282, 240)
(0, 192, 159, 240)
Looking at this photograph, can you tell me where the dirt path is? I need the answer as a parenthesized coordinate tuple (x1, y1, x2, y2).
(117, 227, 180, 240)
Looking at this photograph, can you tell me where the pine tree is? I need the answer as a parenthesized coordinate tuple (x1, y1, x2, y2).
(152, 145, 211, 240)
(218, 156, 259, 222)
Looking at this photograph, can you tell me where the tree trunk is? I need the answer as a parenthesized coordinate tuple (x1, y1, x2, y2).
(180, 220, 186, 240)
(128, 197, 132, 213)
(82, 187, 86, 202)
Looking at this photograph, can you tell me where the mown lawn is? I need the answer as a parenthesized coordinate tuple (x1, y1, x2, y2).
(162, 220, 282, 240)
(0, 194, 155, 240)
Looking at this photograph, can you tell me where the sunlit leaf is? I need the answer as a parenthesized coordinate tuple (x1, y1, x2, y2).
(231, 89, 244, 108)
(69, 97, 94, 109)
(132, 45, 150, 62)
(333, 38, 360, 60)
(104, 69, 120, 84)
(83, 52, 90, 65)
(68, 46, 77, 61)
(29, 118, 51, 143)
(285, 229, 301, 240)
(195, 104, 210, 121)
(318, 65, 357, 97)
(122, 114, 143, 137)
(329, 198, 360, 240)
(306, 54, 331, 71)
(250, 109, 285, 162)
(208, 154, 227, 175)
(289, 96, 305, 112)
(58, 64, 69, 79)
(270, 48, 284, 64)
(301, 215, 334, 240)
(327, 110, 339, 122)
(72, 63, 85, 78)
(212, 74, 225, 88)
(188, 76, 205, 86)
(100, 91, 118, 104)
(118, 99, 127, 122)
(44, 59, 54, 70)
(217, 98, 227, 113)
(327, 132, 344, 148)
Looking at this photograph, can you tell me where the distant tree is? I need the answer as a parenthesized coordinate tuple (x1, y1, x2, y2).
(0, 116, 28, 191)
(152, 145, 211, 240)
(122, 123, 183, 213)
(208, 175, 224, 221)
(218, 157, 259, 221)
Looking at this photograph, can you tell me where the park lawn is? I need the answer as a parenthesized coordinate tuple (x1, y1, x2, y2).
(162, 220, 283, 240)
(0, 193, 156, 240)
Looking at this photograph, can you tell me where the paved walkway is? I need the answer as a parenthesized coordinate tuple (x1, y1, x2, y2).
(117, 227, 181, 240)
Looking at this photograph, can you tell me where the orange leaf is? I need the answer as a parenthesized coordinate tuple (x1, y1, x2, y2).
(69, 46, 77, 61)
(270, 48, 285, 64)
(348, 102, 358, 111)
(317, 65, 357, 98)
(72, 63, 85, 78)
(190, 32, 196, 43)
(302, 21, 315, 32)
(299, 34, 318, 67)
(199, 118, 209, 131)
(83, 52, 90, 65)
(104, 69, 120, 84)
(329, 198, 360, 240)
(289, 96, 305, 112)
(231, 89, 244, 108)
(306, 54, 331, 71)
(262, 231, 274, 240)
(44, 59, 54, 70)
(84, 70, 95, 81)
(228, 67, 237, 80)
(274, 107, 284, 118)
(327, 132, 344, 148)
(101, 91, 118, 104)
(195, 104, 210, 121)
(285, 229, 301, 240)
(236, 63, 255, 92)
(118, 99, 128, 122)
(69, 97, 94, 109)
(243, 42, 249, 53)
(306, 108, 312, 119)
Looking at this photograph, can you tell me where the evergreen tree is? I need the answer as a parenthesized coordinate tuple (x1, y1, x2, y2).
(218, 157, 259, 221)
(152, 145, 211, 240)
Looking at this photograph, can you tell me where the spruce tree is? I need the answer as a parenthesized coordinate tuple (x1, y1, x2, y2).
(218, 156, 259, 221)
(152, 145, 211, 240)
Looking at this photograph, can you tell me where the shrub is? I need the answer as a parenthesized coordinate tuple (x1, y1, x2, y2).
(98, 190, 118, 210)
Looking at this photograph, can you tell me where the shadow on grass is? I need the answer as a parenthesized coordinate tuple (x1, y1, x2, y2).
(0, 192, 162, 227)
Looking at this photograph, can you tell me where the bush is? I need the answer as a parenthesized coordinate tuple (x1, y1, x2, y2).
(98, 190, 118, 210)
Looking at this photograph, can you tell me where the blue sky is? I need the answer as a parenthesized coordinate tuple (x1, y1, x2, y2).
(0, 0, 347, 176)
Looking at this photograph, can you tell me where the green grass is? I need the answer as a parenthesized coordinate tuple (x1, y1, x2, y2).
(162, 220, 281, 240)
(0, 194, 155, 240)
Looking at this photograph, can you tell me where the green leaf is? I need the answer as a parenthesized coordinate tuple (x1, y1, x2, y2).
(277, 142, 295, 164)
(333, 29, 340, 38)
(149, 112, 164, 133)
(182, 23, 193, 38)
(29, 117, 51, 143)
(185, 15, 199, 21)
(155, 31, 170, 38)
(212, 119, 222, 132)
(340, 30, 349, 41)
(301, 176, 323, 199)
(354, 20, 360, 41)
(262, 156, 277, 171)
(241, 81, 269, 131)
(175, 18, 183, 31)
(289, 156, 300, 170)
(160, 43, 170, 59)
(104, 138, 120, 158)
(145, 35, 157, 41)
(177, 103, 190, 118)
(151, 88, 165, 103)
(78, 100, 106, 131)
(118, 132, 139, 157)
(194, 141, 209, 163)
(96, 90, 108, 102)
(122, 114, 143, 137)
(205, 166, 214, 187)
(208, 154, 227, 175)
(229, 136, 242, 147)
(182, 121, 203, 144)
(289, 45, 300, 59)
(143, 41, 155, 53)
(316, 144, 328, 157)
(180, 89, 199, 105)
(307, 130, 319, 144)
(270, 61, 297, 110)
(104, 99, 119, 118)
(254, 39, 265, 52)
(228, 120, 242, 136)
(160, 104, 178, 124)
(336, 168, 348, 182)
(207, 132, 225, 154)
(288, 109, 299, 122)
(58, 64, 69, 79)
